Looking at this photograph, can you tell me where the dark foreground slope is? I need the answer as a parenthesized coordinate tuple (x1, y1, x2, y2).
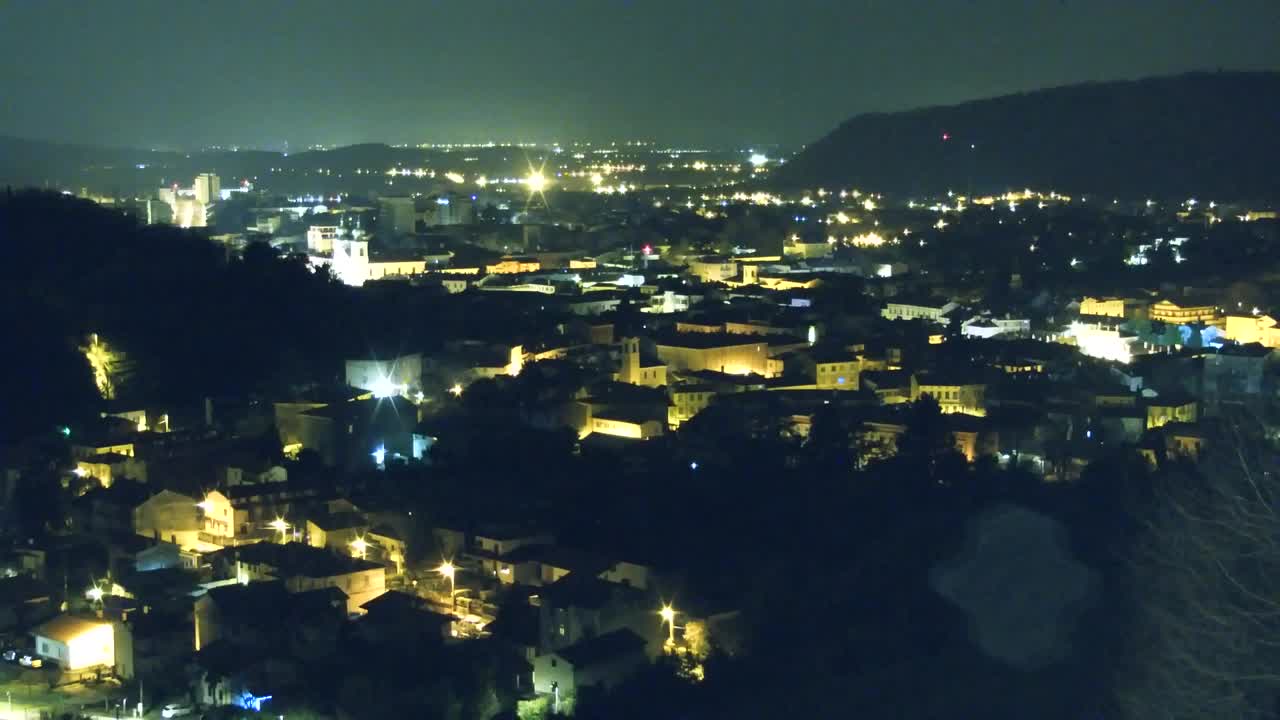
(769, 71, 1280, 200)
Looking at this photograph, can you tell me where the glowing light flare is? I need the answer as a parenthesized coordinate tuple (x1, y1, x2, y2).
(86, 586, 104, 602)
(370, 376, 404, 399)
(524, 171, 548, 193)
(371, 445, 387, 466)
(748, 153, 768, 167)
(350, 536, 368, 559)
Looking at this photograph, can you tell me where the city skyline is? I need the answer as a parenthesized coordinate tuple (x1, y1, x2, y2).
(2, 0, 1278, 150)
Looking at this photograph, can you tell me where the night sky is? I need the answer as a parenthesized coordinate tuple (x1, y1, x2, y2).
(2, 0, 1277, 150)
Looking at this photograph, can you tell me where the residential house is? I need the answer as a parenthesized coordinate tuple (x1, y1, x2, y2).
(881, 296, 957, 324)
(537, 573, 656, 655)
(532, 628, 649, 697)
(32, 614, 133, 679)
(222, 542, 386, 615)
(911, 372, 987, 415)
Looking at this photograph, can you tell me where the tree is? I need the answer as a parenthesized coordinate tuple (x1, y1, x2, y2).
(1121, 433, 1280, 719)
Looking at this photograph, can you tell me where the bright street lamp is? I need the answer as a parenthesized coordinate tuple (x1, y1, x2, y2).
(350, 537, 368, 560)
(268, 518, 289, 543)
(524, 171, 548, 193)
(659, 604, 677, 646)
(437, 561, 457, 609)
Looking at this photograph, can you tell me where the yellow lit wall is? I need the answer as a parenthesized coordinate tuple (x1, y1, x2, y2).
(589, 417, 662, 439)
(911, 380, 986, 415)
(1150, 300, 1219, 325)
(36, 620, 115, 671)
(815, 361, 859, 389)
(1224, 314, 1280, 347)
(1079, 297, 1127, 318)
(1147, 401, 1197, 429)
(656, 340, 772, 376)
(367, 260, 429, 280)
(669, 389, 714, 428)
(486, 258, 541, 274)
(687, 259, 738, 283)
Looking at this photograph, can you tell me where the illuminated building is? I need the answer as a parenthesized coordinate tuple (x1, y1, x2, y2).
(686, 257, 739, 283)
(134, 490, 235, 552)
(1223, 313, 1280, 348)
(228, 541, 387, 615)
(574, 383, 669, 440)
(667, 385, 715, 429)
(193, 173, 220, 205)
(655, 332, 775, 377)
(1067, 323, 1140, 363)
(33, 615, 131, 677)
(881, 297, 958, 324)
(532, 628, 650, 698)
(960, 316, 1031, 339)
(587, 413, 665, 439)
(615, 337, 667, 388)
(75, 453, 147, 487)
(305, 512, 369, 553)
(1145, 395, 1198, 430)
(1078, 296, 1147, 319)
(306, 225, 339, 253)
(814, 354, 861, 389)
(319, 238, 434, 286)
(485, 256, 542, 274)
(910, 372, 986, 415)
(345, 354, 423, 398)
(1150, 298, 1220, 325)
(378, 196, 417, 236)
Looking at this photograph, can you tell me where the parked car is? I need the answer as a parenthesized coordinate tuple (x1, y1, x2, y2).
(18, 654, 42, 668)
(161, 702, 195, 718)
(1, 649, 17, 662)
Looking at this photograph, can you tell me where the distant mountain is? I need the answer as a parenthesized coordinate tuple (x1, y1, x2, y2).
(768, 72, 1280, 201)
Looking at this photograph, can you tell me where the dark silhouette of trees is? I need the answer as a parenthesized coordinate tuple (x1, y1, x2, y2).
(1121, 437, 1280, 719)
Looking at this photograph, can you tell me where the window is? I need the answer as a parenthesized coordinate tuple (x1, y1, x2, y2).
(551, 658, 558, 667)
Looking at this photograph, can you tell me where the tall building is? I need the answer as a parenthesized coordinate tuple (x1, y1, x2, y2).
(378, 197, 417, 236)
(193, 174, 221, 205)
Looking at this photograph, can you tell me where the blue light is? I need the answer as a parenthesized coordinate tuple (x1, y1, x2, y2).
(233, 692, 273, 712)
(689, 461, 698, 471)
(372, 445, 387, 466)
(437, 198, 450, 205)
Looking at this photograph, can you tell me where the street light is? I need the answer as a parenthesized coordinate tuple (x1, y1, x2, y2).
(87, 585, 104, 603)
(659, 604, 677, 646)
(268, 517, 289, 543)
(350, 537, 368, 560)
(437, 561, 456, 609)
(449, 383, 464, 397)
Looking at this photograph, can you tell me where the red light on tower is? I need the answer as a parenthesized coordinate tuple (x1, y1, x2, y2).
(642, 244, 653, 255)
(942, 132, 951, 141)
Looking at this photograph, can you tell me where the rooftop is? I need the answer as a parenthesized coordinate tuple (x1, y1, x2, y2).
(557, 628, 647, 667)
(228, 542, 382, 578)
(35, 615, 110, 643)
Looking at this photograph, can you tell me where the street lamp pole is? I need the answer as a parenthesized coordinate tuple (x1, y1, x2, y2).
(660, 605, 677, 647)
(437, 561, 456, 611)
